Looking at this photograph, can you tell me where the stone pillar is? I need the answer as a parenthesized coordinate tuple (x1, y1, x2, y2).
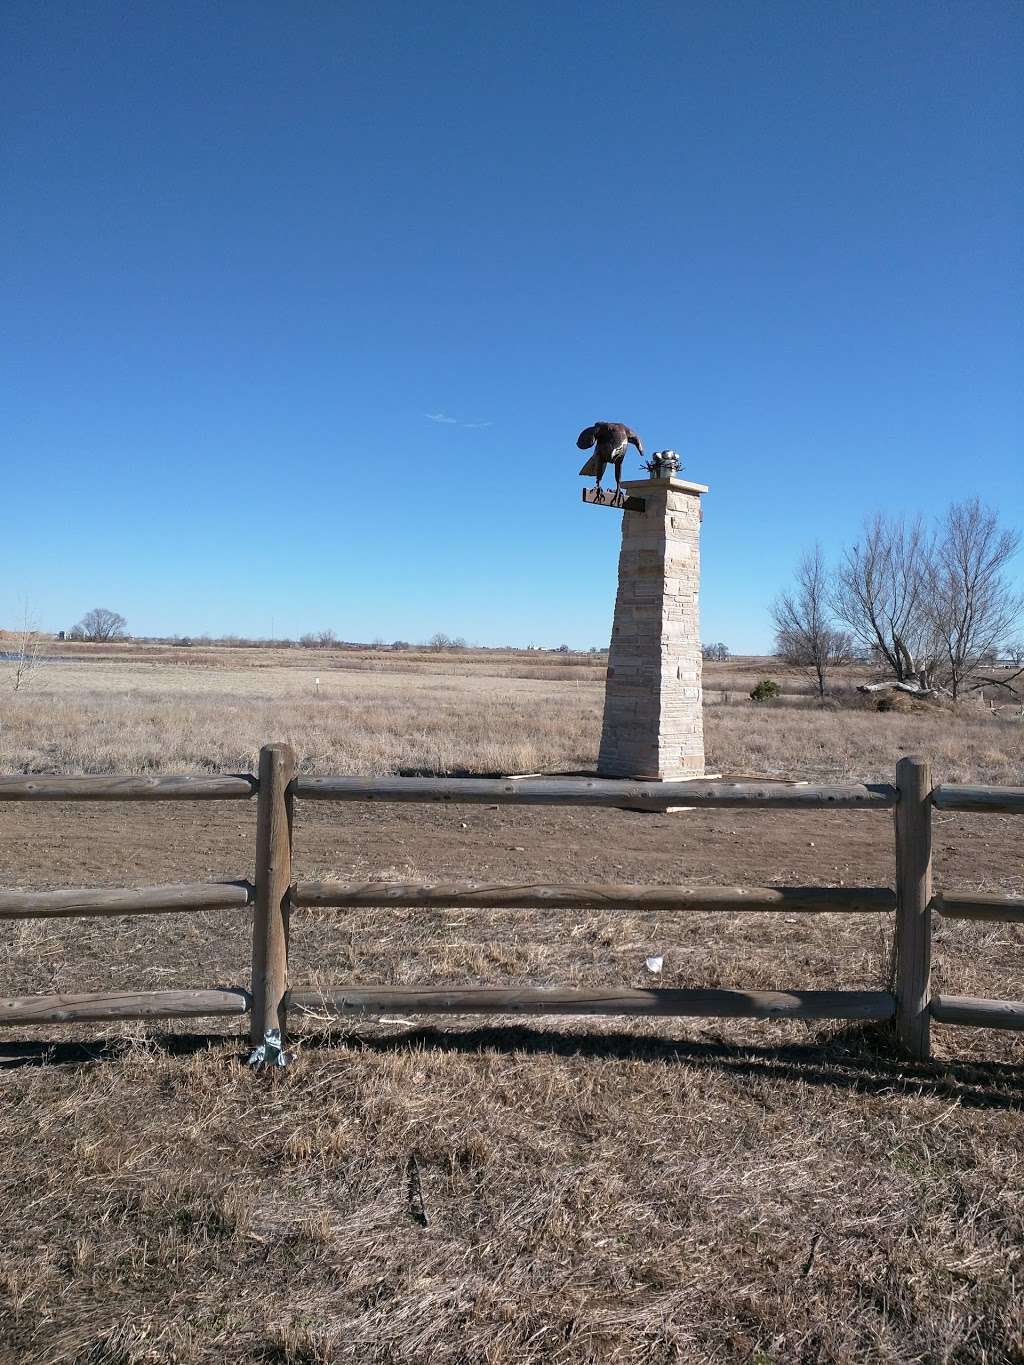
(597, 476, 708, 780)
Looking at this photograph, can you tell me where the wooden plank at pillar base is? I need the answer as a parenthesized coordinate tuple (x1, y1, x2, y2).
(582, 487, 646, 512)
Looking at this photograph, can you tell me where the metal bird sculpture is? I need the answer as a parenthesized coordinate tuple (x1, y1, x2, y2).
(577, 422, 644, 495)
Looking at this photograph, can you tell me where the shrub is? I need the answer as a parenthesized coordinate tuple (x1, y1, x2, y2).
(875, 691, 941, 715)
(875, 692, 912, 713)
(750, 679, 782, 703)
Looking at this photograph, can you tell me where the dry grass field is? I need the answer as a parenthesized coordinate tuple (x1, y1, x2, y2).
(0, 646, 1022, 1363)
(2, 645, 1023, 784)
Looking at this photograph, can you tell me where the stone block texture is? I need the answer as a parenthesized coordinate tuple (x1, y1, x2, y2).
(597, 478, 705, 779)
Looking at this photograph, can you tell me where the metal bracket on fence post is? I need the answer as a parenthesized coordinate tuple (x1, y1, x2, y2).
(247, 1027, 292, 1069)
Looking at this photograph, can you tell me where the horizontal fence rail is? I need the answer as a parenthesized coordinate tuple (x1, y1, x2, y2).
(289, 986, 898, 1021)
(292, 775, 898, 809)
(931, 784, 1024, 814)
(931, 995, 1024, 1031)
(1, 748, 1021, 1060)
(0, 881, 253, 920)
(0, 774, 257, 802)
(0, 988, 251, 1026)
(292, 881, 897, 914)
(933, 892, 1024, 924)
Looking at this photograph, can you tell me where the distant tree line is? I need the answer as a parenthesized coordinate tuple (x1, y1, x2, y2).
(772, 498, 1023, 700)
(62, 614, 606, 656)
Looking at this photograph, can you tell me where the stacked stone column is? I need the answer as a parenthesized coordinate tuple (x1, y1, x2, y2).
(597, 476, 708, 779)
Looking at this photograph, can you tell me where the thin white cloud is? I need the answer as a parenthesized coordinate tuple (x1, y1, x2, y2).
(425, 412, 493, 429)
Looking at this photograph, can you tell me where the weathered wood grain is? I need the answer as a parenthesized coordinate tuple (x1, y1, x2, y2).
(0, 880, 253, 919)
(931, 784, 1024, 814)
(291, 881, 897, 914)
(931, 994, 1024, 1030)
(250, 744, 295, 1048)
(292, 775, 898, 809)
(0, 989, 250, 1025)
(933, 891, 1024, 924)
(289, 986, 897, 1021)
(895, 757, 933, 1061)
(0, 773, 257, 802)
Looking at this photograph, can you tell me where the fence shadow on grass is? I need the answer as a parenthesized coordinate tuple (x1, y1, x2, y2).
(2, 1021, 1021, 1113)
(0, 1031, 233, 1071)
(332, 1020, 1024, 1112)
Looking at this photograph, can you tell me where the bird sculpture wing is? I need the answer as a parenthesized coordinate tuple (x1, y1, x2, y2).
(577, 422, 639, 478)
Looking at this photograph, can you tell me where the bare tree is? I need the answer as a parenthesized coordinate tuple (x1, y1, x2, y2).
(1007, 641, 1024, 668)
(701, 642, 731, 662)
(5, 603, 47, 694)
(926, 498, 1023, 700)
(772, 545, 853, 697)
(832, 514, 939, 689)
(74, 607, 127, 642)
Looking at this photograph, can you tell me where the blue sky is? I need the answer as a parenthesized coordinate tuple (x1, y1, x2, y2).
(2, 1, 1021, 650)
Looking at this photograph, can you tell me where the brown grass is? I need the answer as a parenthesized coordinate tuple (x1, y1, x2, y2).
(0, 648, 1022, 1362)
(2, 1020, 1021, 1365)
(2, 654, 1022, 784)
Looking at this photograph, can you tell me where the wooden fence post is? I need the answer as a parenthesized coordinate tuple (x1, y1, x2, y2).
(249, 743, 295, 1063)
(894, 755, 933, 1060)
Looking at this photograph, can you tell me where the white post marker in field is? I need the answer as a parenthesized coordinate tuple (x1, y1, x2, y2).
(585, 464, 709, 780)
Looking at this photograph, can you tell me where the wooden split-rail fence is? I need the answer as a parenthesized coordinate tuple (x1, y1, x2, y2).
(0, 747, 1021, 1062)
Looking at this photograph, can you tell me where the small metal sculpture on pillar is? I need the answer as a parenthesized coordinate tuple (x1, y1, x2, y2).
(578, 423, 709, 781)
(644, 450, 680, 478)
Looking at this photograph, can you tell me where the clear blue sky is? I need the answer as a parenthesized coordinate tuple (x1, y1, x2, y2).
(2, 1, 1021, 649)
